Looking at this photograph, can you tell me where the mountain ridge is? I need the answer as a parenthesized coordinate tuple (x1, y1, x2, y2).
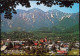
(1, 8, 79, 32)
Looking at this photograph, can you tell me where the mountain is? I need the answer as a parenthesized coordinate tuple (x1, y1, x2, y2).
(56, 17, 79, 29)
(1, 8, 79, 32)
(64, 24, 79, 33)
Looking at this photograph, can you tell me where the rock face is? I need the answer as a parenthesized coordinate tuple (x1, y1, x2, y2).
(1, 8, 79, 32)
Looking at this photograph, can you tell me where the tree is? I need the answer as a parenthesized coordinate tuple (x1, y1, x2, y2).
(0, 0, 79, 19)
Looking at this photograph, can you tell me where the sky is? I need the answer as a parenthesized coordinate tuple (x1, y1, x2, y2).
(16, 1, 79, 13)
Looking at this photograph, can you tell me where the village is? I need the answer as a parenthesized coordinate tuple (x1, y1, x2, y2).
(1, 37, 79, 55)
(0, 0, 79, 56)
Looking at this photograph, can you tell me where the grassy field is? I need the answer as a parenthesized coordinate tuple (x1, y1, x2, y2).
(68, 49, 79, 55)
(1, 49, 79, 56)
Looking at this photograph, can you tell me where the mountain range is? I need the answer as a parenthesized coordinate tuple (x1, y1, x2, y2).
(1, 8, 79, 32)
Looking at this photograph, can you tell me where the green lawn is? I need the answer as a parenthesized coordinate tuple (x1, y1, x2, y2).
(68, 49, 79, 55)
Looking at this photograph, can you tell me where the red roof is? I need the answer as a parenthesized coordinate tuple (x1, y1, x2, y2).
(14, 45, 20, 48)
(57, 50, 67, 54)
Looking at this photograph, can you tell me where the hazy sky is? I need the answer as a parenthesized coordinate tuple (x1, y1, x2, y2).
(16, 1, 79, 13)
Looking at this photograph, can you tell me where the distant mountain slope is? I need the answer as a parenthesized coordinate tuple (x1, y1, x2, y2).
(56, 17, 79, 29)
(64, 24, 79, 33)
(1, 8, 79, 32)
